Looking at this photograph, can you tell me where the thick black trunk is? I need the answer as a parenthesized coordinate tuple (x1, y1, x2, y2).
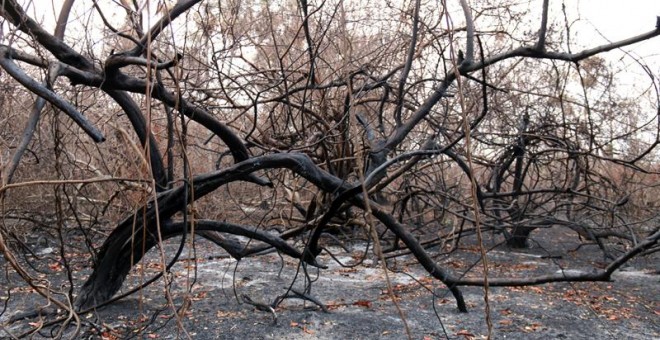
(506, 226, 535, 248)
(76, 154, 467, 312)
(75, 219, 314, 310)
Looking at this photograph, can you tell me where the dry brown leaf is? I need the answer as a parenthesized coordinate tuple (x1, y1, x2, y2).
(353, 300, 372, 308)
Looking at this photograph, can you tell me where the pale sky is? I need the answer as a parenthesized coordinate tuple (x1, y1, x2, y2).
(569, 1, 658, 115)
(6, 0, 659, 91)
(578, 0, 660, 41)
(576, 0, 659, 65)
(25, 1, 659, 57)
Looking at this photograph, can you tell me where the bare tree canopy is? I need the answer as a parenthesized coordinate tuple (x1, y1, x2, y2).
(1, 0, 658, 338)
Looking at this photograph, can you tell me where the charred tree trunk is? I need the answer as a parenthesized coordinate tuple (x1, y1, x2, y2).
(508, 226, 535, 248)
(75, 153, 468, 312)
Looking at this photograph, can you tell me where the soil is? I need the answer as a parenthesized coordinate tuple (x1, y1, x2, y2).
(1, 226, 658, 339)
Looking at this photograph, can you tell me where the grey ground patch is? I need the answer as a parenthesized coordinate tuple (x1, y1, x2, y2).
(1, 233, 659, 339)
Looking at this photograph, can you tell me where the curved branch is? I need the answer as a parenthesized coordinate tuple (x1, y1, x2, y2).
(3, 97, 44, 184)
(2, 0, 75, 185)
(0, 47, 105, 142)
(176, 220, 319, 264)
(76, 154, 325, 309)
(54, 0, 76, 40)
(453, 229, 659, 287)
(75, 218, 324, 311)
(394, 0, 421, 125)
(1, 0, 94, 70)
(536, 0, 550, 50)
(458, 0, 474, 63)
(463, 26, 660, 72)
(91, 0, 142, 46)
(104, 90, 168, 190)
(379, 21, 660, 155)
(4, 1, 77, 185)
(127, 0, 204, 56)
(105, 53, 182, 71)
(77, 153, 466, 311)
(104, 73, 255, 165)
